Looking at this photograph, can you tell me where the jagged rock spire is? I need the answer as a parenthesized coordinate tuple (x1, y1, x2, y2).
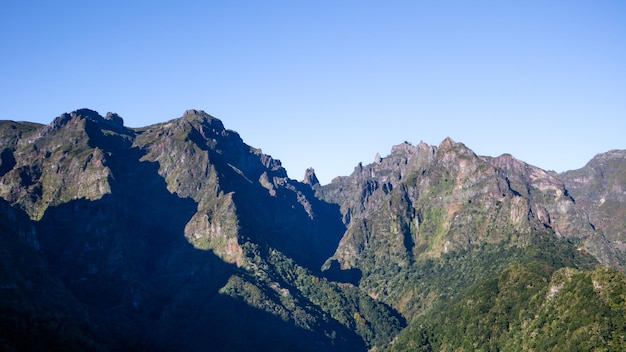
(303, 167, 320, 186)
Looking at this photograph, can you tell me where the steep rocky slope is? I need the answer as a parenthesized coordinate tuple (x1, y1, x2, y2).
(1, 109, 625, 351)
(559, 150, 626, 267)
(315, 137, 625, 346)
(317, 139, 612, 289)
(318, 138, 613, 268)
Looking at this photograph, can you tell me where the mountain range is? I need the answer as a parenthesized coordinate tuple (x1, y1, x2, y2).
(1, 109, 625, 351)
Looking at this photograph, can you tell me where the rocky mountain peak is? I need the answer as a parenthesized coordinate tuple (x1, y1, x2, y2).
(46, 109, 125, 136)
(71, 108, 102, 119)
(390, 141, 419, 157)
(586, 149, 626, 169)
(181, 109, 217, 124)
(104, 112, 124, 127)
(183, 108, 208, 116)
(490, 153, 528, 174)
(178, 110, 234, 150)
(303, 167, 320, 186)
(489, 153, 563, 192)
(48, 109, 93, 131)
(438, 136, 456, 150)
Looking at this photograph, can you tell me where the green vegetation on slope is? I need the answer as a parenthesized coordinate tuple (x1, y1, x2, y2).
(388, 250, 626, 351)
(218, 243, 405, 350)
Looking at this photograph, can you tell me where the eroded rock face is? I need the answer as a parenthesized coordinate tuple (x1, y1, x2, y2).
(486, 153, 598, 244)
(559, 150, 626, 266)
(303, 167, 320, 187)
(0, 110, 115, 218)
(317, 137, 621, 300)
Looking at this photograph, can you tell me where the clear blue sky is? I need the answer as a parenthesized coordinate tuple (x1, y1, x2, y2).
(1, 1, 625, 184)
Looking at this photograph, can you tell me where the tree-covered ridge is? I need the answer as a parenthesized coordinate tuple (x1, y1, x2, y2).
(222, 243, 404, 349)
(389, 264, 626, 351)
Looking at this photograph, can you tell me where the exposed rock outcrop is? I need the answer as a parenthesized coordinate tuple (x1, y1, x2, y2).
(317, 138, 621, 304)
(303, 167, 320, 186)
(559, 150, 626, 267)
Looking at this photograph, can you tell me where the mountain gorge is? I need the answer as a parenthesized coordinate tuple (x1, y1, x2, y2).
(1, 109, 625, 351)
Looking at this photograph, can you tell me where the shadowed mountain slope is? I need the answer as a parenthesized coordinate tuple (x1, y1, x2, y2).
(0, 109, 401, 351)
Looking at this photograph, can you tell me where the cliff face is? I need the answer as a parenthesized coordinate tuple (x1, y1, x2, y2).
(317, 138, 611, 270)
(559, 150, 626, 267)
(316, 137, 623, 319)
(0, 108, 625, 351)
